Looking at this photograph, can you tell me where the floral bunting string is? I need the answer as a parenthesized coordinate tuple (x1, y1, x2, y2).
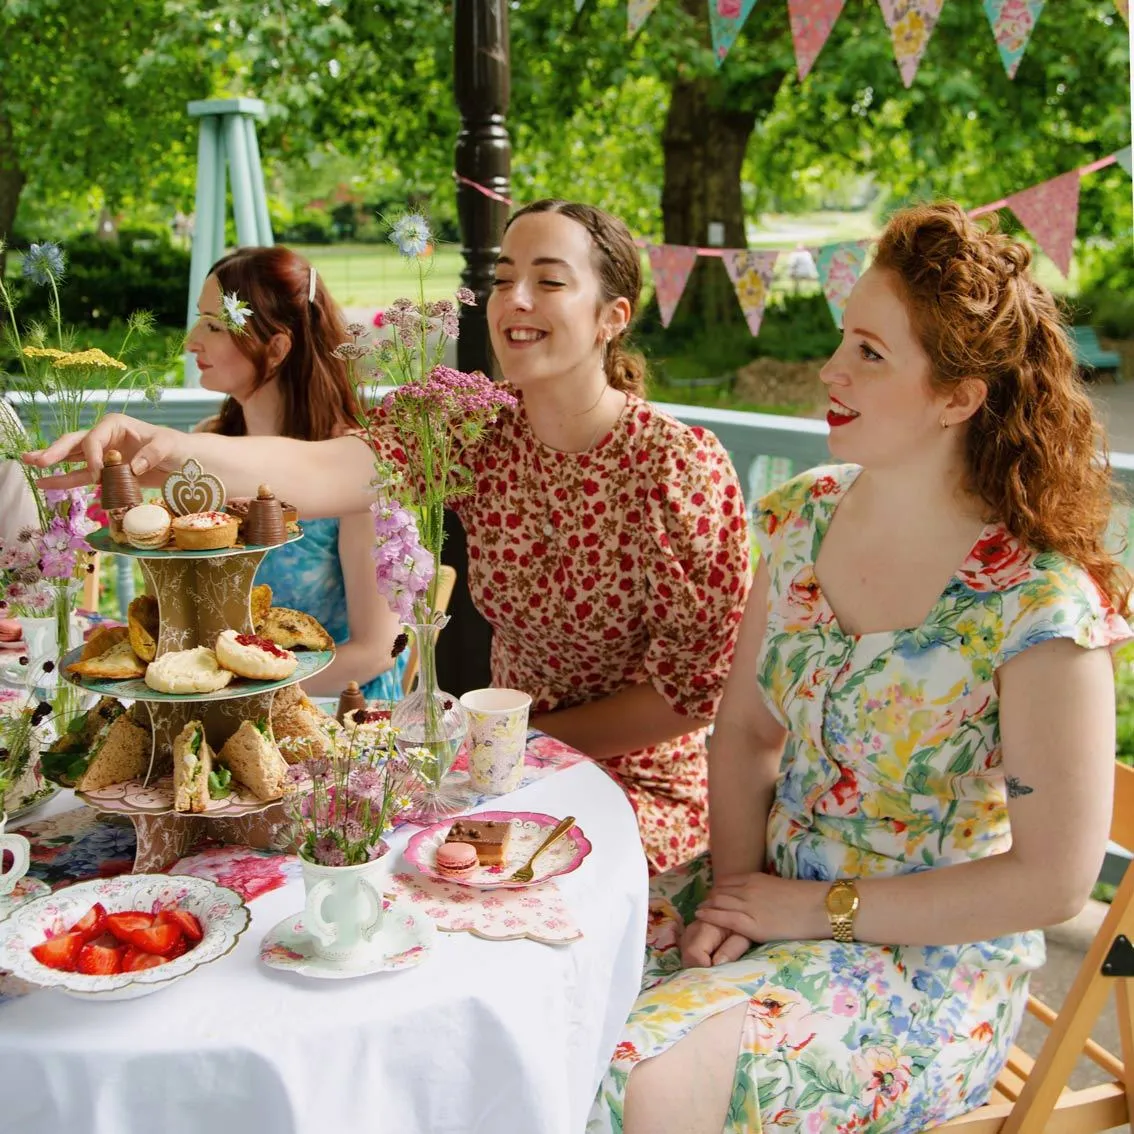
(646, 245, 700, 327)
(628, 0, 662, 35)
(709, 0, 761, 66)
(788, 0, 848, 80)
(1006, 168, 1081, 277)
(722, 250, 779, 336)
(982, 0, 1045, 79)
(810, 241, 871, 328)
(878, 0, 945, 88)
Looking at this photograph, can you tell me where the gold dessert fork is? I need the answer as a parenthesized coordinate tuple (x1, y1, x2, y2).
(510, 815, 577, 883)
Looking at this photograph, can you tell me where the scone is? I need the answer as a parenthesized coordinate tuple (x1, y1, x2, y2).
(127, 594, 160, 662)
(215, 629, 298, 681)
(122, 503, 172, 550)
(171, 511, 239, 551)
(144, 646, 234, 694)
(255, 606, 334, 651)
(250, 582, 273, 626)
(65, 626, 147, 680)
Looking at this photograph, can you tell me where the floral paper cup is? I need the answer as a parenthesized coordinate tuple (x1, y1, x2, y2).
(458, 688, 532, 795)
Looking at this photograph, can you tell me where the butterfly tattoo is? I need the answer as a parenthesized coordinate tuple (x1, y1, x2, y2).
(1005, 776, 1034, 799)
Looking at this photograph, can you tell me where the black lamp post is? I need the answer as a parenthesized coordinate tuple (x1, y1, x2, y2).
(437, 0, 511, 695)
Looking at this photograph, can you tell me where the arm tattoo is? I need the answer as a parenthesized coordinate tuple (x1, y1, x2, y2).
(1005, 775, 1034, 799)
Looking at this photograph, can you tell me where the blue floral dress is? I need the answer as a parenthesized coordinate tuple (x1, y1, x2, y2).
(256, 517, 406, 702)
(590, 464, 1132, 1132)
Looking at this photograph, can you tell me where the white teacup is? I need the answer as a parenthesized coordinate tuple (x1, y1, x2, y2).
(0, 813, 31, 898)
(301, 854, 389, 965)
(459, 688, 532, 795)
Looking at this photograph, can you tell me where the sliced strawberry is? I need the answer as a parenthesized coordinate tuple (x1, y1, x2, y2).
(122, 947, 167, 972)
(77, 941, 124, 975)
(166, 935, 189, 960)
(69, 902, 108, 943)
(126, 922, 183, 956)
(30, 931, 84, 972)
(157, 908, 203, 944)
(105, 912, 154, 942)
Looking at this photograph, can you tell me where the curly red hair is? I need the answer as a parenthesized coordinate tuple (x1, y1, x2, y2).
(873, 202, 1131, 613)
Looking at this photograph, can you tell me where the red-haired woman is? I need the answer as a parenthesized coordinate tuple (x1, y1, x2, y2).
(187, 246, 405, 701)
(592, 203, 1133, 1133)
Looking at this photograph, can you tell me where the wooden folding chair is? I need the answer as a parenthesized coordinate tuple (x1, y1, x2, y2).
(400, 564, 458, 696)
(935, 759, 1134, 1133)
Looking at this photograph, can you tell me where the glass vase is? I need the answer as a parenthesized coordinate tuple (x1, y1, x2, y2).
(391, 612, 469, 822)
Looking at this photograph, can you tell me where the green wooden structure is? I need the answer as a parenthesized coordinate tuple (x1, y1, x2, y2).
(184, 98, 274, 387)
(1070, 325, 1123, 380)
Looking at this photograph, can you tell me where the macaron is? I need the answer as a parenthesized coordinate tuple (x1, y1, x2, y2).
(435, 841, 479, 880)
(122, 503, 172, 550)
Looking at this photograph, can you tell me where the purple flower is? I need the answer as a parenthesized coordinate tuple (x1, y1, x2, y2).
(313, 834, 346, 867)
(456, 287, 477, 306)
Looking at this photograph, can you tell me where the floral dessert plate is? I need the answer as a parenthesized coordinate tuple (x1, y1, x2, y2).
(259, 898, 434, 979)
(404, 811, 592, 889)
(0, 876, 50, 923)
(0, 873, 249, 1000)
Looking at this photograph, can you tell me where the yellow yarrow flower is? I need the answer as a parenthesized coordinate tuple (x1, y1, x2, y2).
(51, 348, 128, 371)
(21, 346, 69, 359)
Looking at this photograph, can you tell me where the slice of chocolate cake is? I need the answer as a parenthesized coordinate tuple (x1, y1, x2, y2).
(445, 819, 512, 866)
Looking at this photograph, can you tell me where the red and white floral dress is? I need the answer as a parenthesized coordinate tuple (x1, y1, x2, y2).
(369, 392, 751, 872)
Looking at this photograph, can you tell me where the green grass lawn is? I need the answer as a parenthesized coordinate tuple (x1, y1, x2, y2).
(294, 243, 468, 310)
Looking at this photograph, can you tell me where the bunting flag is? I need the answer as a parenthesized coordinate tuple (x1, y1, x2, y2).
(788, 0, 848, 80)
(1117, 146, 1132, 177)
(709, 0, 760, 66)
(982, 1, 1045, 79)
(722, 250, 779, 336)
(1006, 168, 1081, 277)
(647, 245, 700, 328)
(810, 241, 871, 328)
(878, 0, 944, 88)
(628, 0, 662, 35)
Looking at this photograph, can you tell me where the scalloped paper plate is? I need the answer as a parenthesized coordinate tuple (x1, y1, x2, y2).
(404, 811, 592, 889)
(0, 873, 250, 1000)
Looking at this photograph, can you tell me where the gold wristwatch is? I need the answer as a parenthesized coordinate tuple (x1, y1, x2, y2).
(825, 880, 860, 943)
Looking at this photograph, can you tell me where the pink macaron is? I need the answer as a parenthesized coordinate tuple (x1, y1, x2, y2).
(435, 841, 479, 880)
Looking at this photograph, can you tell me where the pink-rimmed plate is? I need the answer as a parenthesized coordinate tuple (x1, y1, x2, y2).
(404, 810, 592, 889)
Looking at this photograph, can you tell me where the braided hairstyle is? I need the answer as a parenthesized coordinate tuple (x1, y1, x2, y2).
(504, 200, 648, 396)
(873, 202, 1131, 612)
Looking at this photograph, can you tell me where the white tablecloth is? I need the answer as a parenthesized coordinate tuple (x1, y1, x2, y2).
(0, 761, 649, 1134)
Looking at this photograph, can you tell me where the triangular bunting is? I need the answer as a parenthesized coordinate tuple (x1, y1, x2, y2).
(1006, 169, 1081, 277)
(709, 0, 760, 66)
(1116, 0, 1128, 23)
(788, 0, 847, 81)
(722, 250, 778, 336)
(647, 245, 700, 328)
(982, 0, 1045, 79)
(810, 241, 870, 328)
(628, 0, 662, 34)
(1116, 146, 1132, 177)
(878, 0, 944, 88)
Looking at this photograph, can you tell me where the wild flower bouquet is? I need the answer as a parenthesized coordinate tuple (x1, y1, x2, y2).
(0, 692, 52, 813)
(283, 712, 431, 866)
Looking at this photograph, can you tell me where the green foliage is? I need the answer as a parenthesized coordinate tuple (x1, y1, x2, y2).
(11, 233, 190, 329)
(1115, 643, 1134, 768)
(1072, 289, 1134, 339)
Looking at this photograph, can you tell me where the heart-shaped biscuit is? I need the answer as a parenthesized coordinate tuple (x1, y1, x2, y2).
(162, 459, 226, 517)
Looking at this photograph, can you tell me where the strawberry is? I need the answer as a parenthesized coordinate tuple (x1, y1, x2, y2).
(77, 942, 124, 975)
(122, 947, 167, 972)
(105, 912, 154, 942)
(30, 931, 84, 972)
(157, 908, 204, 944)
(126, 922, 183, 956)
(69, 902, 108, 943)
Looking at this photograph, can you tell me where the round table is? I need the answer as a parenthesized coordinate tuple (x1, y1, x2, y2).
(0, 760, 649, 1134)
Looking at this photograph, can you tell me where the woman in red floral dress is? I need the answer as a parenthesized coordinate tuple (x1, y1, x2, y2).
(30, 202, 752, 873)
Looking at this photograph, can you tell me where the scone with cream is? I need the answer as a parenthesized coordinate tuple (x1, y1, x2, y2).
(215, 629, 298, 681)
(144, 646, 234, 694)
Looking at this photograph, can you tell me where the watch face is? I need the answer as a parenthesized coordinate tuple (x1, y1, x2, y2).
(827, 884, 858, 917)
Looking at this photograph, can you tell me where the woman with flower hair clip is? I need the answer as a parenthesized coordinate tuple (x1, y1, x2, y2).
(28, 203, 752, 873)
(186, 245, 406, 701)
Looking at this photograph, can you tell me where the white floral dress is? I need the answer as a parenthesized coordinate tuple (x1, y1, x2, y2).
(590, 464, 1132, 1133)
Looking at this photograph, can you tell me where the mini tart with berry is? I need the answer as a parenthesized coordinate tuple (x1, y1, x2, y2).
(170, 511, 239, 551)
(214, 629, 298, 682)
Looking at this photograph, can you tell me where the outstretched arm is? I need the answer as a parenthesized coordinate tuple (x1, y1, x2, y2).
(23, 413, 377, 518)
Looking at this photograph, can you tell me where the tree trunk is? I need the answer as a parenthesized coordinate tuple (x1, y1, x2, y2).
(661, 77, 757, 330)
(0, 108, 24, 275)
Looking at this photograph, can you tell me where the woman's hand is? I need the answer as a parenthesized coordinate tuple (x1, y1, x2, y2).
(680, 918, 753, 969)
(693, 872, 829, 945)
(22, 413, 190, 489)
